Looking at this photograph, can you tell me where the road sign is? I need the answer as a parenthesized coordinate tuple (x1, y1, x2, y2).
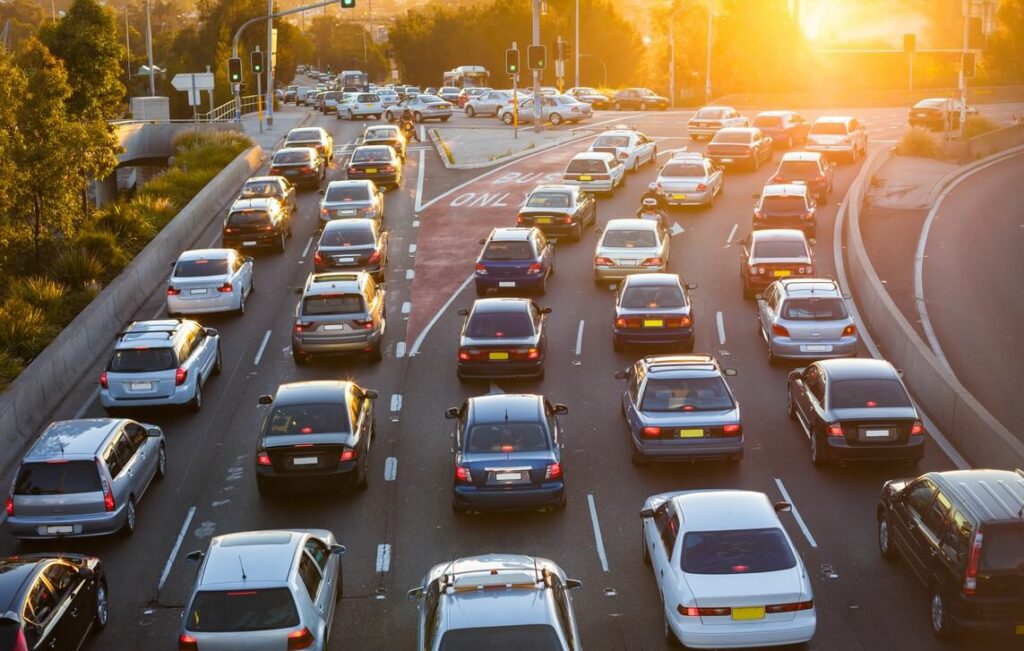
(172, 72, 214, 92)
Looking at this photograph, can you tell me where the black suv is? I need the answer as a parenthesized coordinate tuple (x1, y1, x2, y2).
(877, 468, 1024, 638)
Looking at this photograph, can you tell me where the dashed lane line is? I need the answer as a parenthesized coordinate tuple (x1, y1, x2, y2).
(725, 223, 738, 246)
(575, 320, 585, 356)
(301, 236, 313, 258)
(390, 394, 402, 412)
(376, 544, 392, 573)
(774, 478, 817, 549)
(384, 457, 398, 481)
(716, 311, 726, 346)
(587, 493, 610, 572)
(253, 329, 272, 366)
(401, 301, 412, 315)
(395, 342, 407, 358)
(158, 506, 197, 590)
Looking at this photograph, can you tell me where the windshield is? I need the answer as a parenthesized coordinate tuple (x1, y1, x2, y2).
(695, 108, 725, 119)
(14, 461, 101, 495)
(364, 128, 397, 140)
(712, 131, 752, 144)
(240, 182, 280, 198)
(357, 94, 379, 102)
(567, 159, 607, 174)
(265, 403, 348, 436)
(981, 522, 1024, 572)
(621, 284, 686, 309)
(682, 528, 797, 574)
(273, 151, 312, 164)
(465, 311, 534, 338)
(439, 625, 563, 651)
(526, 192, 571, 208)
(602, 229, 656, 248)
(829, 378, 912, 409)
(593, 135, 629, 148)
(287, 129, 321, 142)
(352, 148, 392, 163)
(810, 122, 848, 135)
(175, 258, 230, 276)
(661, 163, 705, 178)
(186, 589, 299, 633)
(781, 297, 847, 320)
(325, 186, 370, 202)
(319, 226, 374, 247)
(108, 348, 176, 372)
(640, 376, 734, 412)
(753, 115, 783, 127)
(302, 294, 364, 316)
(915, 99, 948, 109)
(483, 241, 534, 260)
(751, 239, 807, 258)
(420, 96, 444, 104)
(466, 423, 548, 453)
(761, 196, 808, 213)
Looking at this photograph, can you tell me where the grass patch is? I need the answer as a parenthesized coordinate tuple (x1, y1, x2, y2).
(963, 115, 999, 139)
(895, 126, 943, 159)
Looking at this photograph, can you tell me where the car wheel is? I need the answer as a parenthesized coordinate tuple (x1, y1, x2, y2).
(212, 347, 222, 375)
(94, 579, 109, 629)
(931, 590, 956, 638)
(122, 496, 137, 536)
(786, 389, 797, 421)
(277, 232, 286, 252)
(236, 289, 246, 316)
(355, 458, 369, 490)
(664, 612, 680, 647)
(369, 339, 383, 362)
(878, 513, 899, 561)
(537, 272, 549, 295)
(414, 112, 423, 123)
(767, 344, 777, 366)
(451, 496, 467, 513)
(501, 112, 513, 125)
(466, 105, 475, 117)
(256, 474, 271, 496)
(810, 432, 825, 467)
(613, 101, 621, 111)
(612, 335, 623, 352)
(155, 444, 167, 480)
(550, 112, 563, 125)
(187, 382, 202, 413)
(631, 445, 648, 466)
(642, 528, 651, 565)
(632, 158, 639, 173)
(639, 102, 647, 111)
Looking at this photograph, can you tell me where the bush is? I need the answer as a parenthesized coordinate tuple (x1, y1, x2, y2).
(7, 276, 69, 322)
(0, 298, 58, 361)
(963, 115, 999, 139)
(50, 248, 105, 287)
(0, 350, 22, 392)
(895, 126, 943, 158)
(172, 130, 252, 171)
(74, 230, 130, 273)
(92, 202, 157, 251)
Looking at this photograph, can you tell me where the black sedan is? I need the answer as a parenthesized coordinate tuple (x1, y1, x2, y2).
(908, 98, 976, 131)
(612, 273, 695, 352)
(611, 88, 669, 111)
(254, 380, 378, 493)
(705, 127, 774, 170)
(448, 393, 567, 513)
(237, 175, 297, 217)
(268, 147, 325, 190)
(361, 124, 407, 160)
(516, 184, 597, 241)
(0, 554, 107, 650)
(456, 298, 550, 382)
(346, 145, 402, 190)
(787, 358, 925, 466)
(313, 218, 388, 280)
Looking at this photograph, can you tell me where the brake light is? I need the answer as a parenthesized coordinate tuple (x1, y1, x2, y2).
(562, 216, 573, 224)
(618, 151, 628, 160)
(383, 165, 395, 172)
(640, 257, 663, 267)
(313, 252, 324, 265)
(286, 627, 315, 650)
(455, 465, 473, 482)
(815, 175, 825, 182)
(545, 462, 562, 480)
(367, 250, 381, 264)
(99, 372, 108, 389)
(771, 323, 790, 337)
(340, 448, 356, 462)
(678, 605, 731, 617)
(474, 262, 487, 274)
(101, 477, 115, 512)
(595, 256, 614, 266)
(641, 426, 661, 438)
(826, 423, 844, 437)
(174, 367, 187, 386)
(772, 174, 784, 183)
(526, 347, 540, 360)
(615, 317, 640, 328)
(178, 634, 198, 651)
(458, 348, 471, 361)
(963, 531, 983, 595)
(167, 286, 181, 296)
(352, 319, 374, 330)
(256, 451, 271, 466)
(5, 495, 13, 517)
(348, 167, 357, 174)
(217, 282, 233, 293)
(797, 267, 807, 274)
(301, 167, 313, 173)
(802, 212, 814, 220)
(723, 424, 742, 437)
(766, 600, 814, 613)
(269, 167, 281, 175)
(515, 214, 525, 224)
(753, 211, 765, 221)
(526, 263, 543, 275)
(841, 324, 856, 337)
(910, 420, 924, 436)
(695, 183, 707, 192)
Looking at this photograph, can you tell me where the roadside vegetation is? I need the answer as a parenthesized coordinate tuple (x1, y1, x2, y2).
(894, 126, 944, 159)
(963, 115, 1000, 138)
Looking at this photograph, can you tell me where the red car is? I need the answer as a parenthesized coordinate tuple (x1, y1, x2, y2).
(739, 229, 814, 299)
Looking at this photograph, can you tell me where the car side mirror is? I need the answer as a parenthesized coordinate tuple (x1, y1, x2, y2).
(318, 189, 325, 195)
(78, 567, 95, 580)
(444, 407, 459, 420)
(330, 544, 347, 556)
(724, 368, 738, 376)
(774, 501, 792, 513)
(478, 238, 487, 245)
(540, 307, 553, 314)
(566, 578, 583, 590)
(186, 550, 204, 562)
(640, 507, 655, 519)
(554, 404, 569, 415)
(258, 394, 273, 405)
(752, 193, 761, 199)
(686, 283, 697, 290)
(245, 256, 254, 263)
(205, 328, 219, 337)
(294, 287, 304, 294)
(456, 308, 469, 316)
(364, 389, 378, 400)
(170, 261, 177, 267)
(614, 370, 628, 380)
(407, 587, 424, 600)
(147, 427, 162, 438)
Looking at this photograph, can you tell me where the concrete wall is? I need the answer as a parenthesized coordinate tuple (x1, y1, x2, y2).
(0, 145, 264, 481)
(115, 122, 244, 166)
(942, 123, 1024, 163)
(843, 149, 1024, 469)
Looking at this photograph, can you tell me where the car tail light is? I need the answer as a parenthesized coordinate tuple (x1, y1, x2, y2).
(340, 448, 356, 462)
(815, 175, 825, 182)
(320, 207, 330, 216)
(545, 462, 562, 480)
(217, 282, 233, 293)
(772, 174, 784, 183)
(797, 267, 807, 274)
(301, 166, 313, 174)
(841, 324, 856, 337)
(101, 477, 115, 512)
(910, 420, 924, 436)
(178, 634, 198, 651)
(256, 450, 272, 466)
(753, 211, 765, 221)
(723, 424, 742, 437)
(595, 256, 614, 266)
(367, 250, 381, 264)
(455, 465, 473, 482)
(771, 323, 789, 337)
(167, 286, 181, 296)
(352, 319, 374, 330)
(526, 263, 543, 275)
(286, 627, 315, 650)
(641, 426, 661, 438)
(313, 252, 324, 265)
(383, 165, 395, 172)
(802, 212, 814, 220)
(348, 167, 357, 174)
(678, 605, 731, 617)
(562, 216, 573, 224)
(99, 371, 108, 389)
(526, 347, 540, 360)
(5, 495, 13, 517)
(694, 183, 707, 192)
(826, 423, 844, 437)
(458, 348, 474, 361)
(615, 317, 640, 328)
(515, 214, 526, 224)
(174, 367, 187, 386)
(963, 531, 983, 595)
(640, 258, 663, 267)
(766, 600, 814, 613)
(269, 167, 281, 175)
(618, 151, 628, 160)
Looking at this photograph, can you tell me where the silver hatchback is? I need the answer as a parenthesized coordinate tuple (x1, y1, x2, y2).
(5, 418, 166, 539)
(757, 278, 858, 364)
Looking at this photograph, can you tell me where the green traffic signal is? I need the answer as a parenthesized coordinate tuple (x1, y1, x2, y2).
(340, 0, 356, 7)
(250, 51, 263, 74)
(228, 57, 242, 83)
(505, 48, 519, 75)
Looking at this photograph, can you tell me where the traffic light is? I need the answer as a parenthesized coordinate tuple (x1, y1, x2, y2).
(962, 51, 976, 79)
(903, 33, 915, 54)
(527, 45, 546, 70)
(505, 48, 520, 75)
(339, 0, 355, 7)
(228, 57, 242, 83)
(250, 50, 263, 74)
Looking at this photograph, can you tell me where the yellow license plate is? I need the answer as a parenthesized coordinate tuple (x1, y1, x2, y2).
(773, 270, 792, 277)
(366, 168, 378, 173)
(537, 218, 552, 224)
(678, 429, 704, 438)
(673, 194, 687, 200)
(732, 607, 766, 621)
(1016, 624, 1024, 635)
(488, 352, 509, 360)
(579, 175, 592, 181)
(643, 319, 664, 327)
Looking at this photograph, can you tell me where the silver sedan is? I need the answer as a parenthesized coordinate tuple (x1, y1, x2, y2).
(166, 249, 253, 316)
(655, 153, 724, 207)
(594, 219, 671, 285)
(464, 90, 514, 117)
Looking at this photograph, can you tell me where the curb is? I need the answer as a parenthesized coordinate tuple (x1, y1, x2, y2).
(921, 142, 1024, 207)
(427, 128, 593, 170)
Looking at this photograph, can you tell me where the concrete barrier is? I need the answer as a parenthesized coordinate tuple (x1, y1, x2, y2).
(842, 148, 1024, 469)
(0, 145, 264, 481)
(941, 123, 1024, 163)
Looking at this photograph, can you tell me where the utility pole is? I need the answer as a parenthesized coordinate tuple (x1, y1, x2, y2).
(124, 3, 131, 99)
(668, 18, 675, 108)
(145, 0, 155, 95)
(532, 0, 542, 132)
(959, 0, 969, 140)
(574, 0, 580, 88)
(266, 0, 274, 126)
(704, 0, 712, 104)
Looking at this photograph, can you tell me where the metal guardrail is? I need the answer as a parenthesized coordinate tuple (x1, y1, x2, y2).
(197, 95, 263, 122)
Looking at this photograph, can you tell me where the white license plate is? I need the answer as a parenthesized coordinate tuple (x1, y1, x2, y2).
(130, 382, 153, 391)
(337, 257, 356, 263)
(865, 429, 890, 438)
(800, 344, 832, 353)
(793, 180, 806, 185)
(339, 210, 356, 216)
(46, 525, 74, 535)
(323, 324, 346, 331)
(190, 288, 208, 295)
(721, 158, 733, 163)
(242, 241, 258, 247)
(619, 260, 637, 267)
(495, 472, 521, 481)
(499, 281, 516, 287)
(292, 457, 318, 466)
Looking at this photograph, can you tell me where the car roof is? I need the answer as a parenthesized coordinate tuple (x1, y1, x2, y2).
(529, 184, 576, 194)
(761, 183, 809, 197)
(272, 380, 351, 406)
(928, 469, 1024, 522)
(642, 354, 721, 378)
(287, 128, 324, 138)
(780, 152, 824, 162)
(468, 394, 543, 423)
(490, 227, 535, 241)
(230, 198, 277, 211)
(177, 248, 233, 262)
(605, 218, 658, 231)
(815, 115, 854, 123)
(274, 147, 317, 156)
(27, 418, 123, 460)
(750, 228, 807, 242)
(670, 490, 781, 531)
(115, 319, 190, 348)
(470, 297, 532, 314)
(622, 273, 681, 288)
(573, 151, 615, 161)
(244, 176, 285, 184)
(816, 357, 898, 381)
(199, 530, 302, 587)
(776, 278, 841, 298)
(441, 586, 552, 630)
(0, 558, 43, 611)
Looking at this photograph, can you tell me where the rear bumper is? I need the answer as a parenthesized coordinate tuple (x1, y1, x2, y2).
(167, 294, 238, 315)
(292, 330, 381, 354)
(595, 265, 668, 282)
(753, 218, 816, 233)
(5, 507, 127, 540)
(671, 609, 816, 649)
(453, 482, 564, 510)
(949, 597, 1024, 635)
(614, 328, 694, 347)
(474, 275, 545, 291)
(314, 261, 384, 278)
(687, 126, 721, 137)
(707, 152, 754, 165)
(632, 435, 744, 461)
(806, 143, 853, 154)
(824, 435, 924, 461)
(664, 190, 713, 206)
(769, 337, 857, 360)
(457, 359, 544, 380)
(100, 384, 195, 408)
(565, 179, 615, 192)
(347, 170, 399, 185)
(224, 233, 282, 250)
(255, 461, 359, 488)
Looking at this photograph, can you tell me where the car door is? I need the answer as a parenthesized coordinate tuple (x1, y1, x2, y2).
(304, 537, 338, 632)
(535, 232, 553, 274)
(890, 479, 939, 582)
(188, 324, 214, 381)
(549, 574, 577, 650)
(22, 577, 61, 650)
(297, 552, 328, 639)
(124, 421, 158, 487)
(110, 429, 145, 503)
(650, 502, 680, 598)
(623, 363, 645, 434)
(792, 366, 822, 434)
(44, 561, 94, 647)
(421, 578, 442, 651)
(758, 284, 778, 334)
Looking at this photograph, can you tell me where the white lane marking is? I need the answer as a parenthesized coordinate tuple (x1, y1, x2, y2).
(419, 125, 426, 142)
(401, 301, 412, 314)
(716, 311, 726, 345)
(669, 222, 685, 237)
(207, 232, 220, 248)
(412, 220, 420, 228)
(488, 382, 504, 395)
(376, 544, 392, 573)
(390, 394, 402, 412)
(774, 478, 817, 548)
(414, 149, 427, 212)
(74, 387, 101, 419)
(725, 223, 738, 245)
(158, 506, 197, 590)
(253, 330, 272, 366)
(150, 303, 166, 319)
(587, 494, 610, 572)
(409, 274, 474, 356)
(656, 146, 688, 158)
(384, 457, 398, 481)
(301, 236, 313, 258)
(405, 269, 415, 280)
(395, 342, 407, 358)
(575, 320, 585, 355)
(408, 243, 416, 254)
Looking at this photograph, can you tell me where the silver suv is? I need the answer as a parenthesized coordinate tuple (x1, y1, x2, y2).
(757, 278, 858, 364)
(4, 418, 166, 539)
(99, 320, 221, 413)
(292, 272, 386, 365)
(181, 529, 346, 651)
(408, 554, 582, 651)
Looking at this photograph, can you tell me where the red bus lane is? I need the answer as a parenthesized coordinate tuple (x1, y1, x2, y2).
(406, 142, 592, 347)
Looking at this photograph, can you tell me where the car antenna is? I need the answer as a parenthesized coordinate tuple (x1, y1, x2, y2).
(503, 409, 510, 434)
(238, 555, 247, 581)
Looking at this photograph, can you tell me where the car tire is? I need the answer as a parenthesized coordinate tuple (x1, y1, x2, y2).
(348, 110, 354, 121)
(878, 513, 900, 561)
(277, 232, 287, 252)
(236, 289, 246, 316)
(292, 349, 308, 367)
(630, 445, 648, 466)
(466, 105, 475, 117)
(930, 590, 956, 639)
(767, 344, 777, 366)
(155, 444, 167, 480)
(451, 496, 467, 514)
(642, 529, 651, 565)
(186, 382, 202, 413)
(612, 335, 624, 352)
(501, 112, 513, 125)
(256, 474, 271, 496)
(212, 347, 223, 375)
(369, 339, 383, 362)
(786, 389, 797, 421)
(810, 432, 826, 467)
(550, 112, 563, 125)
(122, 496, 137, 536)
(664, 613, 681, 647)
(414, 112, 423, 123)
(639, 102, 647, 111)
(613, 101, 621, 111)
(632, 158, 639, 173)
(355, 459, 369, 490)
(537, 272, 548, 295)
(95, 580, 109, 630)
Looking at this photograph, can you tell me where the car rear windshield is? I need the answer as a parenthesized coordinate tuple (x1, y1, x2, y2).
(566, 159, 607, 174)
(273, 151, 311, 164)
(15, 461, 101, 495)
(526, 192, 571, 208)
(483, 241, 534, 260)
(981, 522, 1024, 572)
(828, 378, 912, 409)
(915, 99, 947, 109)
(352, 148, 391, 163)
(420, 96, 444, 104)
(175, 258, 230, 276)
(287, 129, 321, 141)
(227, 210, 271, 227)
(602, 229, 656, 248)
(302, 294, 365, 316)
(753, 115, 783, 127)
(465, 311, 534, 338)
(364, 128, 396, 140)
(621, 284, 686, 309)
(319, 226, 374, 247)
(357, 94, 378, 102)
(240, 182, 280, 198)
(761, 196, 808, 213)
(186, 588, 299, 633)
(779, 161, 821, 177)
(682, 528, 797, 574)
(325, 185, 369, 202)
(439, 625, 563, 651)
(641, 376, 734, 412)
(695, 108, 725, 119)
(266, 403, 348, 436)
(810, 122, 848, 135)
(467, 423, 548, 453)
(593, 135, 629, 148)
(712, 131, 752, 144)
(751, 240, 807, 258)
(108, 347, 176, 372)
(661, 163, 705, 178)
(781, 297, 848, 320)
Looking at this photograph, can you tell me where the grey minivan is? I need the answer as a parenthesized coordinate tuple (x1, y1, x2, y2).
(4, 418, 167, 540)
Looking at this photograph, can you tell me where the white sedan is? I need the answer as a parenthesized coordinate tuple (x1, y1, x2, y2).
(641, 489, 816, 649)
(166, 249, 254, 317)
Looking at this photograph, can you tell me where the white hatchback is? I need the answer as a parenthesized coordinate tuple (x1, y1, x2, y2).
(641, 489, 816, 649)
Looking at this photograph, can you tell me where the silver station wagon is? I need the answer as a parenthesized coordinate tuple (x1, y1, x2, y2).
(757, 278, 858, 364)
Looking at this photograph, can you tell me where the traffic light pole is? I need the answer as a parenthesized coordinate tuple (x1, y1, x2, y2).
(531, 0, 542, 133)
(255, 47, 264, 134)
(959, 3, 968, 140)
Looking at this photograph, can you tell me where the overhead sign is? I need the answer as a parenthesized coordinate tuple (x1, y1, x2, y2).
(171, 72, 214, 92)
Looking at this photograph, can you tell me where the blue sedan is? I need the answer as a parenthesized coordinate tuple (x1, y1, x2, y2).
(475, 227, 555, 296)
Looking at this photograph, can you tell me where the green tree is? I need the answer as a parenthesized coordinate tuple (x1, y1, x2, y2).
(308, 15, 388, 80)
(986, 0, 1024, 84)
(0, 0, 45, 51)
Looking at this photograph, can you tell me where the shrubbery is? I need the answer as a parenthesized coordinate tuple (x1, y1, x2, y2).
(895, 126, 943, 159)
(963, 115, 1000, 139)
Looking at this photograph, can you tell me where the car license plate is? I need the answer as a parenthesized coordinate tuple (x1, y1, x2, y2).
(499, 281, 516, 288)
(793, 180, 806, 185)
(643, 319, 664, 327)
(339, 209, 356, 216)
(865, 429, 890, 438)
(579, 175, 592, 181)
(536, 217, 552, 224)
(732, 607, 765, 621)
(242, 241, 258, 247)
(366, 168, 378, 174)
(130, 382, 153, 391)
(800, 344, 832, 353)
(46, 525, 74, 535)
(496, 472, 521, 482)
(721, 158, 733, 163)
(292, 457, 318, 466)
(324, 324, 346, 331)
(338, 257, 356, 264)
(190, 288, 209, 295)
(489, 352, 509, 360)
(774, 270, 792, 277)
(672, 194, 687, 200)
(679, 429, 704, 438)
(284, 169, 298, 175)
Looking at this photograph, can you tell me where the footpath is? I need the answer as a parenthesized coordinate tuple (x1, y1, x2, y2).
(239, 103, 314, 153)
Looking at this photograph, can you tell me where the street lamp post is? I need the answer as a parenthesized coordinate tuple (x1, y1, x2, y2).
(574, 0, 580, 88)
(531, 0, 542, 132)
(145, 0, 155, 95)
(668, 19, 675, 108)
(704, 0, 713, 104)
